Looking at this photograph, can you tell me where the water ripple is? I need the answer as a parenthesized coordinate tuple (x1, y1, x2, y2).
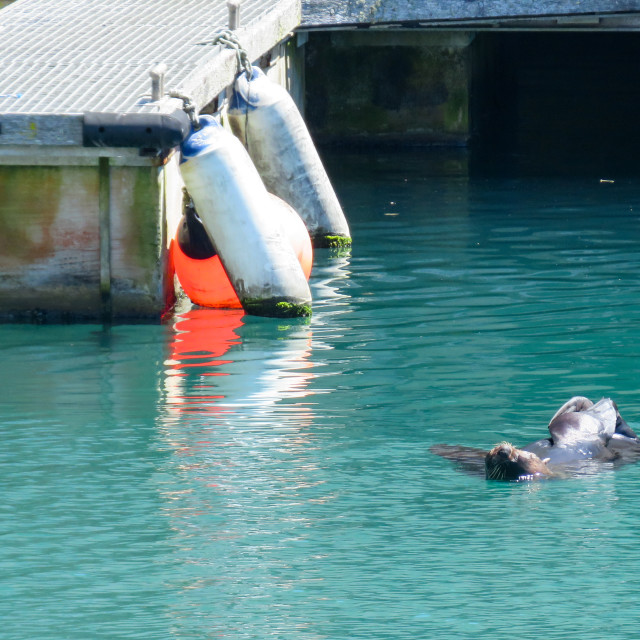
(3, 161, 640, 639)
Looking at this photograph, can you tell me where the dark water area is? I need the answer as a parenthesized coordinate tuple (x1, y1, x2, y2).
(2, 148, 640, 638)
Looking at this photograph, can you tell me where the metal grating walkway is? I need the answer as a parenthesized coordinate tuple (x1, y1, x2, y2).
(0, 0, 299, 144)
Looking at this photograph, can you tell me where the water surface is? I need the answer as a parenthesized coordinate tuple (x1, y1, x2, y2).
(2, 151, 640, 639)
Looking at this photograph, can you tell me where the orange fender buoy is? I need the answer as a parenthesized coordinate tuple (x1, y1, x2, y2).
(172, 194, 312, 309)
(275, 194, 313, 281)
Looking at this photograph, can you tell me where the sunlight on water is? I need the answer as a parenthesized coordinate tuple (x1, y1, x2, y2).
(2, 151, 640, 639)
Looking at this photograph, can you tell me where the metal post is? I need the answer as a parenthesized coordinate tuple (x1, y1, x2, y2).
(98, 157, 112, 322)
(149, 63, 167, 102)
(227, 0, 241, 30)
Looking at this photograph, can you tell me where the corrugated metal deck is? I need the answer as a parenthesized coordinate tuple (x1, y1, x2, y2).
(0, 0, 300, 145)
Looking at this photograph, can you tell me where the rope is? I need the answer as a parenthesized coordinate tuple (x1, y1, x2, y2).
(168, 90, 200, 129)
(168, 31, 252, 134)
(213, 29, 252, 80)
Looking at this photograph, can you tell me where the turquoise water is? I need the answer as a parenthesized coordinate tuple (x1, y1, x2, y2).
(3, 151, 640, 639)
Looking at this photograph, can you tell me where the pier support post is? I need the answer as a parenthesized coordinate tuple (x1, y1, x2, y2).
(98, 157, 112, 321)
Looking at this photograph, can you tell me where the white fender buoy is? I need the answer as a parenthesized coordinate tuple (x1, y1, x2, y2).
(171, 194, 313, 309)
(179, 115, 312, 318)
(227, 66, 351, 248)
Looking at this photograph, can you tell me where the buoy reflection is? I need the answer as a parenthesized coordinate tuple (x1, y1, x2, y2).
(163, 308, 314, 419)
(167, 308, 243, 373)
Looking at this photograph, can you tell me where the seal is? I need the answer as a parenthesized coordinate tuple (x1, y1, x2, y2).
(431, 396, 640, 482)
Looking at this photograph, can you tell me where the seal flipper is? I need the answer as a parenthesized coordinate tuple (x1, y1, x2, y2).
(548, 396, 594, 424)
(548, 398, 616, 445)
(581, 398, 617, 439)
(430, 444, 487, 476)
(612, 400, 639, 439)
(606, 401, 640, 459)
(545, 398, 617, 463)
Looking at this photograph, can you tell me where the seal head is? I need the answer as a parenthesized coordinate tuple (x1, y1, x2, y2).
(485, 442, 553, 481)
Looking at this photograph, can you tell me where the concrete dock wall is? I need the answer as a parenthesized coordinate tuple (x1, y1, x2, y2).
(304, 31, 472, 146)
(0, 35, 304, 323)
(0, 151, 183, 321)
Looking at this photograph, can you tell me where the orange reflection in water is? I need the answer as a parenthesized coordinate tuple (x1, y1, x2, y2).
(165, 308, 245, 416)
(168, 308, 244, 373)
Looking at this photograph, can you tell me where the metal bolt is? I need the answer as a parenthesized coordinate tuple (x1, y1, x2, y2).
(227, 0, 241, 30)
(149, 63, 168, 102)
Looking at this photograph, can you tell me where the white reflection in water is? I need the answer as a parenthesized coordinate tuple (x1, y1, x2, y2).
(155, 258, 357, 637)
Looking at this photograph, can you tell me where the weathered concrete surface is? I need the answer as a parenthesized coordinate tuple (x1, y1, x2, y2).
(305, 31, 471, 146)
(0, 155, 182, 321)
(302, 0, 640, 25)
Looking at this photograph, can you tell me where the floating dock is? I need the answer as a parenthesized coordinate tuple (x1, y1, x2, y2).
(0, 0, 302, 321)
